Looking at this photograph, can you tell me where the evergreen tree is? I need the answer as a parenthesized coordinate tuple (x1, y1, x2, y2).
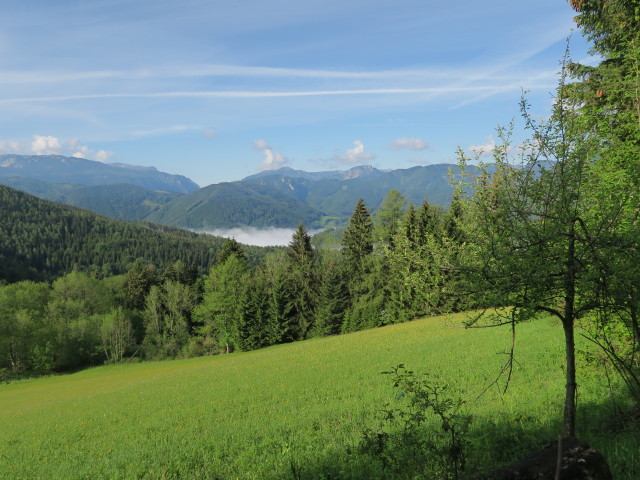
(313, 264, 349, 337)
(125, 260, 158, 310)
(286, 223, 319, 339)
(237, 268, 270, 351)
(441, 193, 465, 245)
(217, 238, 246, 265)
(402, 203, 418, 245)
(288, 223, 314, 264)
(416, 199, 440, 246)
(267, 270, 296, 345)
(375, 189, 406, 248)
(341, 198, 373, 283)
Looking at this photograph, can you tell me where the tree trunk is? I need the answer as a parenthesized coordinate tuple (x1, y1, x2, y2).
(562, 317, 577, 438)
(629, 305, 640, 359)
(562, 224, 577, 438)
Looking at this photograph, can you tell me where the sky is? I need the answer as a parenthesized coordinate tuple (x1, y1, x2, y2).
(0, 0, 594, 187)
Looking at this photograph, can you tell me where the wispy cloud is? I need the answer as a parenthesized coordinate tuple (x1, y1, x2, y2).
(390, 137, 433, 151)
(0, 64, 531, 84)
(0, 84, 550, 104)
(132, 125, 202, 137)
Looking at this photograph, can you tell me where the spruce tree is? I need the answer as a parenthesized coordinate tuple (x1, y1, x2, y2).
(286, 223, 319, 339)
(217, 238, 246, 265)
(341, 198, 373, 282)
(313, 264, 349, 336)
(375, 189, 406, 248)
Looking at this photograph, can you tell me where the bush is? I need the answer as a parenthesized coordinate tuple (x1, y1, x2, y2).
(359, 365, 472, 479)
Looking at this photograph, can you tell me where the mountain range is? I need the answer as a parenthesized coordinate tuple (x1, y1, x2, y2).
(1, 154, 464, 229)
(0, 154, 199, 194)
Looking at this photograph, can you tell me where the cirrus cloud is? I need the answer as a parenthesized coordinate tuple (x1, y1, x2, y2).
(390, 137, 433, 151)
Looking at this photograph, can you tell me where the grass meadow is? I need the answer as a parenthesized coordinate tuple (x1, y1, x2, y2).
(1, 313, 638, 479)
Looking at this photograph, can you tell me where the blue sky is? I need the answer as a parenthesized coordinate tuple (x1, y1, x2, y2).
(0, 0, 592, 187)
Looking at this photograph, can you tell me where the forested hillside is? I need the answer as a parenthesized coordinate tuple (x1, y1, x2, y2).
(0, 178, 181, 221)
(145, 181, 326, 228)
(0, 185, 275, 283)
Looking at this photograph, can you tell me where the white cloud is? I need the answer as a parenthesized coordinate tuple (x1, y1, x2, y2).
(0, 135, 114, 161)
(468, 135, 496, 156)
(31, 135, 64, 155)
(253, 139, 288, 170)
(390, 137, 432, 151)
(335, 140, 375, 165)
(70, 138, 92, 159)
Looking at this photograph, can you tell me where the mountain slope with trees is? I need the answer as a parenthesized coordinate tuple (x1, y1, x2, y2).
(0, 177, 182, 221)
(243, 164, 468, 218)
(144, 181, 326, 228)
(0, 184, 274, 283)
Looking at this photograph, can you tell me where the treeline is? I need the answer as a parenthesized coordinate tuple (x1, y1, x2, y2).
(0, 191, 465, 378)
(0, 185, 278, 283)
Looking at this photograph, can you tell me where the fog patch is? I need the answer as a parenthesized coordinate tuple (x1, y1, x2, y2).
(201, 227, 321, 247)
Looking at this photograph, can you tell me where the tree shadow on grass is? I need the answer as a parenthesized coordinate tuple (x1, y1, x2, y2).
(276, 389, 640, 480)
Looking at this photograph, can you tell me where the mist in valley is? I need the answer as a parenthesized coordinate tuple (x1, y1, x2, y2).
(201, 226, 322, 247)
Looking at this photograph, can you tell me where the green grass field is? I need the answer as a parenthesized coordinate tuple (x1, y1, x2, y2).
(1, 313, 638, 479)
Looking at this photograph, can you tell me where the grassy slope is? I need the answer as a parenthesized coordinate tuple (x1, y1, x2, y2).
(0, 314, 637, 479)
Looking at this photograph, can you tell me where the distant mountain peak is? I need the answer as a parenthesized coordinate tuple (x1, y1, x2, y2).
(109, 162, 159, 172)
(341, 165, 383, 180)
(243, 164, 385, 182)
